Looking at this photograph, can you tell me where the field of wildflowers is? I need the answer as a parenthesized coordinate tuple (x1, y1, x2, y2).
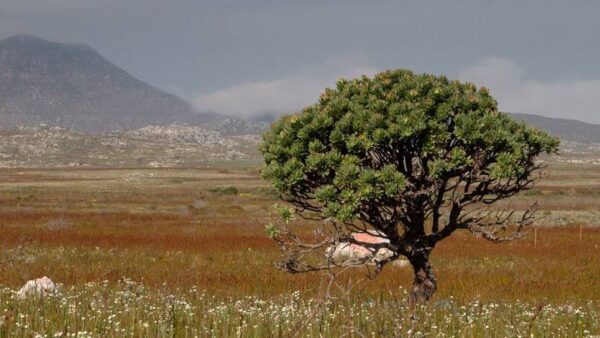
(1, 280, 598, 337)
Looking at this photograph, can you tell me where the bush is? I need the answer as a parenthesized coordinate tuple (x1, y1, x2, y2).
(210, 186, 239, 195)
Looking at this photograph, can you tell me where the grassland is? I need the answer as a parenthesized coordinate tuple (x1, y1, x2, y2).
(0, 163, 599, 337)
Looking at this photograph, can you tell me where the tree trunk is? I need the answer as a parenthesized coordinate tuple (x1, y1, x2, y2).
(408, 252, 437, 303)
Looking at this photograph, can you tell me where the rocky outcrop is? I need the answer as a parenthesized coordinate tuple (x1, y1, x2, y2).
(0, 124, 261, 168)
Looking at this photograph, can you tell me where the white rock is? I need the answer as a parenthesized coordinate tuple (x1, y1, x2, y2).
(326, 231, 409, 267)
(17, 276, 56, 298)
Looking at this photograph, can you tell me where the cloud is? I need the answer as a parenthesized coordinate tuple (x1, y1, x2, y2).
(192, 57, 379, 120)
(458, 57, 600, 124)
(193, 55, 600, 124)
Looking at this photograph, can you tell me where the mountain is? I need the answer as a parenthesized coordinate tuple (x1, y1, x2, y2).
(509, 113, 600, 144)
(0, 35, 230, 133)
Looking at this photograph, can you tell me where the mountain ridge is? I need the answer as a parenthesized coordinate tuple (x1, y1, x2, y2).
(0, 35, 235, 133)
(1, 35, 598, 148)
(508, 113, 600, 144)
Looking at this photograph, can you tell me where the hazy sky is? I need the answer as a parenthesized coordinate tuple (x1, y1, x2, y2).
(1, 0, 599, 123)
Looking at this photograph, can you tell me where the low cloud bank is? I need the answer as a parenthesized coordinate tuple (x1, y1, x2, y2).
(192, 57, 378, 120)
(458, 57, 600, 124)
(194, 56, 599, 125)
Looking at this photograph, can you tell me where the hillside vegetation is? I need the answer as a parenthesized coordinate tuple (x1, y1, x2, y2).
(0, 125, 261, 168)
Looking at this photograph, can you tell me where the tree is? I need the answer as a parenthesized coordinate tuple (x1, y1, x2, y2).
(260, 69, 559, 302)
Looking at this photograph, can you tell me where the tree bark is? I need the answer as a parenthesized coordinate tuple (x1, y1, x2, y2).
(408, 252, 437, 303)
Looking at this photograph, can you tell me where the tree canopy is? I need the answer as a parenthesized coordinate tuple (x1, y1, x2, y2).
(260, 69, 559, 301)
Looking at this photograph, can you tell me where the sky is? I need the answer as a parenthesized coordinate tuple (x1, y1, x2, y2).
(1, 0, 599, 123)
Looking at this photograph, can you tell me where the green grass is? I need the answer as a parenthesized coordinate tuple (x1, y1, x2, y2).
(1, 281, 598, 337)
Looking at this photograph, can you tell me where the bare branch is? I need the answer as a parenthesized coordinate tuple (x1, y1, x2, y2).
(464, 202, 539, 243)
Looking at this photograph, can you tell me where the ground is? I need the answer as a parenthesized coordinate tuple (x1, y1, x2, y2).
(0, 162, 599, 337)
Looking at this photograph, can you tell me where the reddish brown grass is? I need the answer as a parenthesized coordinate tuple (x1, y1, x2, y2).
(0, 166, 598, 304)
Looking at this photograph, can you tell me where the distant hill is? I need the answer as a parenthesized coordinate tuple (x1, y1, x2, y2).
(509, 113, 600, 144)
(1, 36, 595, 142)
(0, 35, 232, 133)
(0, 124, 261, 168)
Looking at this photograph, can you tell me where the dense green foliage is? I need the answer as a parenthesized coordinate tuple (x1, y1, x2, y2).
(261, 69, 559, 225)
